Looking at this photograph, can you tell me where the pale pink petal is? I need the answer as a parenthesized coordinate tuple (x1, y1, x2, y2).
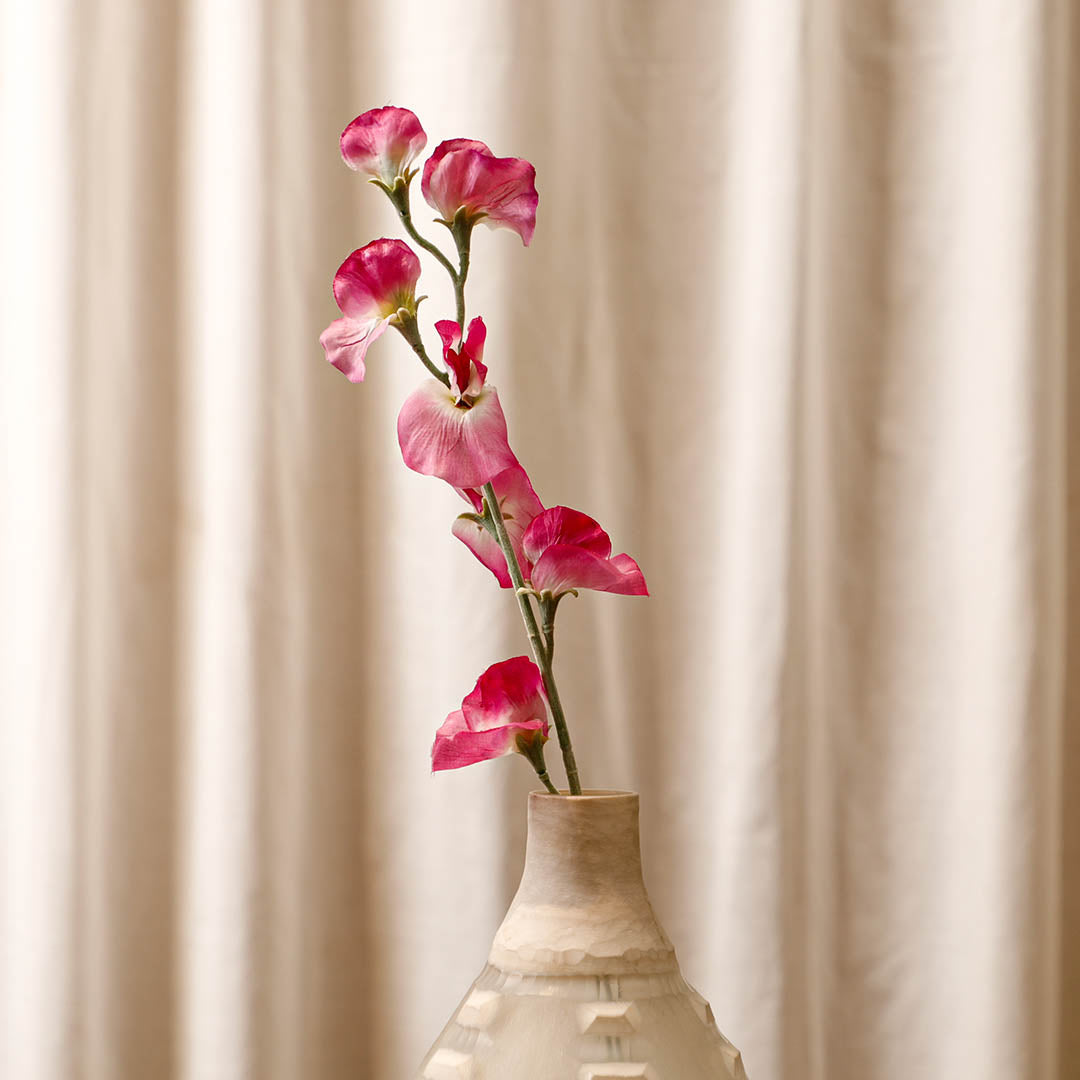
(397, 380, 516, 487)
(332, 239, 421, 320)
(318, 314, 390, 383)
(461, 656, 546, 731)
(340, 106, 427, 184)
(451, 515, 512, 588)
(451, 463, 543, 586)
(530, 545, 648, 596)
(522, 506, 611, 565)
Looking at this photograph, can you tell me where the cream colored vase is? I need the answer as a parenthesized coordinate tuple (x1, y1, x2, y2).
(416, 790, 748, 1079)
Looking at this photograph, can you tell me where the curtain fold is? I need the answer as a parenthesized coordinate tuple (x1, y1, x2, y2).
(1, 1, 1076, 1078)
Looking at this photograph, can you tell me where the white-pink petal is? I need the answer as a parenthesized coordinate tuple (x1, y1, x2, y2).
(318, 314, 390, 383)
(397, 380, 516, 488)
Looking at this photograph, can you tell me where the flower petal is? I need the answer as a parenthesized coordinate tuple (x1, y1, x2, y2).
(332, 238, 421, 320)
(529, 545, 648, 596)
(340, 106, 427, 184)
(431, 713, 546, 771)
(397, 380, 516, 487)
(318, 314, 390, 383)
(463, 317, 487, 365)
(451, 515, 512, 588)
(435, 319, 463, 353)
(461, 656, 547, 731)
(422, 140, 538, 245)
(522, 506, 612, 565)
(421, 138, 492, 216)
(452, 463, 544, 586)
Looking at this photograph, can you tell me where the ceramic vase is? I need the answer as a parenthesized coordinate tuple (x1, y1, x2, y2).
(416, 790, 748, 1079)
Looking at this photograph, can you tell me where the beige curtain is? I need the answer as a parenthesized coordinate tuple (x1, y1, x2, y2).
(2, 0, 1078, 1077)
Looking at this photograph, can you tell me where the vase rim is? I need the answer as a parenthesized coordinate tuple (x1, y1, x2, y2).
(530, 788, 638, 800)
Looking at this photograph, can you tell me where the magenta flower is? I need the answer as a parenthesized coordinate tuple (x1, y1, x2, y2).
(397, 316, 516, 487)
(421, 139, 539, 246)
(431, 656, 549, 771)
(319, 239, 422, 383)
(523, 507, 648, 597)
(452, 463, 544, 587)
(340, 106, 427, 186)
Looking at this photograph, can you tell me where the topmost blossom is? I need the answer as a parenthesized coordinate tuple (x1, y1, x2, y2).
(341, 106, 427, 186)
(422, 139, 539, 246)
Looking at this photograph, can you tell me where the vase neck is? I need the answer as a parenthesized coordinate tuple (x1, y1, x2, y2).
(489, 791, 677, 976)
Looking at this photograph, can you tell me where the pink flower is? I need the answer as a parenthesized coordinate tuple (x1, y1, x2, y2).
(435, 316, 488, 398)
(397, 316, 516, 487)
(340, 106, 427, 186)
(452, 463, 544, 587)
(522, 507, 648, 597)
(421, 139, 539, 246)
(432, 656, 549, 771)
(319, 239, 421, 382)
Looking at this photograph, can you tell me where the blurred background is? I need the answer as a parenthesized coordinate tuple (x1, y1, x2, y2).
(1, 0, 1078, 1078)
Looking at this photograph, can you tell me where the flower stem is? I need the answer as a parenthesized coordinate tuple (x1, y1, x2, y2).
(483, 482, 582, 795)
(395, 315, 450, 386)
(389, 183, 460, 283)
(534, 765, 559, 795)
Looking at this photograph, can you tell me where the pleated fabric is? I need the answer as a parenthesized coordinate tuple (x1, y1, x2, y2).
(0, 1, 1077, 1078)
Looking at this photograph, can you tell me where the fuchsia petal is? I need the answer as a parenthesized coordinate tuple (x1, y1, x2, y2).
(430, 657, 550, 772)
(435, 319, 463, 353)
(452, 464, 544, 587)
(340, 106, 427, 184)
(522, 506, 612, 565)
(397, 381, 516, 487)
(421, 138, 491, 210)
(422, 139, 538, 246)
(463, 317, 487, 364)
(332, 239, 422, 320)
(462, 655, 546, 730)
(529, 546, 649, 597)
(318, 315, 390, 383)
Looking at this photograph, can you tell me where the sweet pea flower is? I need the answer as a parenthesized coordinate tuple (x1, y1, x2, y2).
(421, 139, 539, 246)
(340, 106, 427, 186)
(431, 656, 549, 771)
(523, 507, 648, 597)
(397, 316, 516, 487)
(319, 239, 422, 382)
(452, 463, 544, 587)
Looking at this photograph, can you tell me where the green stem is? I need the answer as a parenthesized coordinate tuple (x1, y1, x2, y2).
(390, 185, 460, 283)
(451, 214, 473, 330)
(395, 316, 450, 387)
(534, 765, 559, 795)
(484, 482, 582, 795)
(409, 339, 449, 386)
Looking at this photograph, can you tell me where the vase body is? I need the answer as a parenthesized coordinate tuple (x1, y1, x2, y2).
(416, 791, 748, 1079)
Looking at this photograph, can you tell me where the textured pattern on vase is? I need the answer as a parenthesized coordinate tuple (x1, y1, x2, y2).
(418, 965, 746, 1078)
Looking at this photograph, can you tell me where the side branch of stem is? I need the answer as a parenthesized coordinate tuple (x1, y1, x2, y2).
(483, 483, 581, 795)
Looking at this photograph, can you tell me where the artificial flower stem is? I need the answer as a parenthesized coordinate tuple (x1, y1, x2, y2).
(483, 482, 582, 795)
(534, 766, 559, 795)
(412, 342, 450, 385)
(388, 182, 461, 283)
(395, 315, 451, 387)
(449, 211, 474, 330)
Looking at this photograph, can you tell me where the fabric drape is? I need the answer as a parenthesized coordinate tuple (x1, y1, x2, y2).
(1, 1, 1077, 1078)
